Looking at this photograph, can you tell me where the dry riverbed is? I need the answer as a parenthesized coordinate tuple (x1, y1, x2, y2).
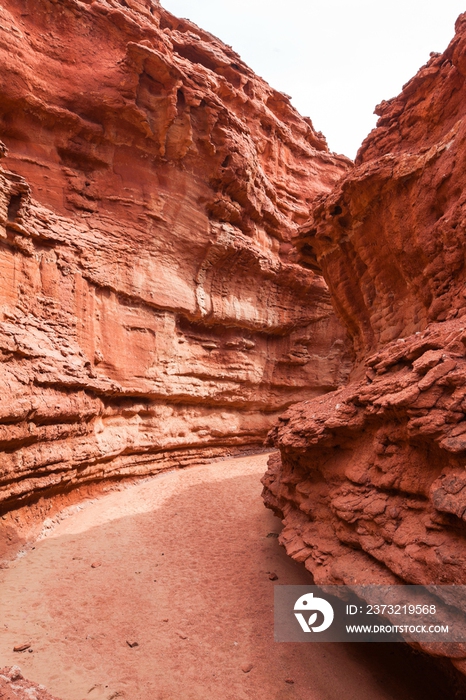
(0, 453, 455, 699)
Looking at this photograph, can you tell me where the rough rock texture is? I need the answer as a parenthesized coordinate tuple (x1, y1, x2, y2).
(0, 667, 60, 700)
(0, 0, 350, 511)
(262, 12, 466, 673)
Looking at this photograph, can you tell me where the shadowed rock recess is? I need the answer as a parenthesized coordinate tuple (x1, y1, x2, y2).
(262, 11, 466, 678)
(0, 0, 351, 514)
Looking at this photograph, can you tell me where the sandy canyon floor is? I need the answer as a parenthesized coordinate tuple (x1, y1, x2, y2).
(0, 453, 454, 700)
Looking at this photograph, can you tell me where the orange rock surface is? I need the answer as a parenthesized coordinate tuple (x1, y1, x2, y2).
(0, 0, 350, 511)
(262, 12, 466, 674)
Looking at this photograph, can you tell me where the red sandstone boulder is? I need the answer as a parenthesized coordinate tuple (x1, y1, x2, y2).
(0, 667, 61, 700)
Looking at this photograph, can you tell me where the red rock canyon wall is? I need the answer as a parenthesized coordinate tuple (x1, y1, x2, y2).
(262, 12, 466, 674)
(0, 0, 351, 511)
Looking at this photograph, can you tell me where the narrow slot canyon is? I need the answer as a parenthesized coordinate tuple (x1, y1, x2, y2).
(1, 0, 466, 698)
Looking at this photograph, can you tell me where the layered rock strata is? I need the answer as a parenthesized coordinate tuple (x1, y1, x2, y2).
(262, 12, 466, 673)
(0, 0, 350, 511)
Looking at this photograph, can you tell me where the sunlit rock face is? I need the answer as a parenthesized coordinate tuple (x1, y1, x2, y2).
(0, 0, 351, 510)
(262, 12, 466, 674)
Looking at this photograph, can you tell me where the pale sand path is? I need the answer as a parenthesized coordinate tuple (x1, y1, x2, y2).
(0, 453, 449, 700)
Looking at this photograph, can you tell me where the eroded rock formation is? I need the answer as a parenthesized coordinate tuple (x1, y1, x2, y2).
(0, 666, 60, 700)
(0, 0, 351, 512)
(262, 12, 466, 674)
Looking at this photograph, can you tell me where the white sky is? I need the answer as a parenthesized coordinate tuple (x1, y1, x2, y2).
(160, 0, 465, 159)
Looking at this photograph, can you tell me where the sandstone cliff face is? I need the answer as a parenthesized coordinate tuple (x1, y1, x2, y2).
(262, 12, 466, 672)
(0, 0, 350, 511)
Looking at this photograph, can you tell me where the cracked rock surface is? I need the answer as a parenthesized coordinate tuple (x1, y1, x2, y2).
(262, 11, 466, 678)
